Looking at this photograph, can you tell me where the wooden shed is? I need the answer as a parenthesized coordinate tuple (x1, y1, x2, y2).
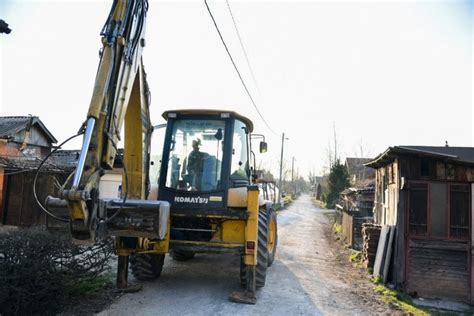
(0, 156, 71, 226)
(339, 184, 375, 250)
(366, 146, 474, 302)
(0, 116, 61, 226)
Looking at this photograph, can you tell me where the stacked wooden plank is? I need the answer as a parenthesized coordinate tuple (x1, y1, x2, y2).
(361, 223, 381, 269)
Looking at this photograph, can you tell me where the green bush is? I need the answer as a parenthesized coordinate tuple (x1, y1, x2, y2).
(0, 228, 112, 315)
(326, 159, 350, 208)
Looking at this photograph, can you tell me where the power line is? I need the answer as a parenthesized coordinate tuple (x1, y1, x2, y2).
(204, 0, 277, 135)
(225, 0, 260, 93)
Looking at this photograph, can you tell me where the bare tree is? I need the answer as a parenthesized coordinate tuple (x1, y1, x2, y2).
(353, 138, 373, 159)
(322, 122, 343, 174)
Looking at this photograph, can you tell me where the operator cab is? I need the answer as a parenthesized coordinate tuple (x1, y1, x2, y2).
(153, 110, 264, 215)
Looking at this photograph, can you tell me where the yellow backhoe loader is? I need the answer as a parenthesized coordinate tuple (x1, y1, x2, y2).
(42, 0, 277, 304)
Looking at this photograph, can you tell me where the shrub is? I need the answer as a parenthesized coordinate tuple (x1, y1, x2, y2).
(326, 159, 350, 208)
(0, 228, 113, 315)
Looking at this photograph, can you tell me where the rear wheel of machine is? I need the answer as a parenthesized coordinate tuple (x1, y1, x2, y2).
(240, 210, 268, 288)
(130, 253, 165, 281)
(170, 250, 195, 261)
(267, 209, 278, 267)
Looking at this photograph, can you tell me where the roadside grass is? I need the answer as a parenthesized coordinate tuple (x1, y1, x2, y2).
(324, 212, 344, 241)
(273, 203, 283, 211)
(312, 198, 327, 209)
(349, 250, 361, 263)
(283, 195, 293, 206)
(333, 222, 343, 235)
(61, 273, 119, 315)
(373, 284, 430, 316)
(371, 274, 382, 284)
(348, 250, 364, 268)
(67, 273, 115, 296)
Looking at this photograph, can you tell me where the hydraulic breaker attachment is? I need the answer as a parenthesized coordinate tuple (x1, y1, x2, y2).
(45, 196, 170, 242)
(98, 199, 170, 240)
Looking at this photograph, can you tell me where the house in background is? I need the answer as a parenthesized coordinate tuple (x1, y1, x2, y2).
(366, 145, 474, 302)
(345, 157, 376, 187)
(0, 116, 65, 226)
(0, 116, 57, 158)
(312, 176, 325, 200)
(0, 115, 127, 227)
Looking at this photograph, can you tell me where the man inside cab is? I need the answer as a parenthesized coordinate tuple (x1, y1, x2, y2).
(186, 138, 208, 190)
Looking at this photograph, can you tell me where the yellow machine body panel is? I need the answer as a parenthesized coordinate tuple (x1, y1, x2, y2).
(221, 220, 246, 243)
(227, 187, 265, 208)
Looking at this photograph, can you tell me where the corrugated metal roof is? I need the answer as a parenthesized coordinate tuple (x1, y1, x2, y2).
(0, 116, 57, 143)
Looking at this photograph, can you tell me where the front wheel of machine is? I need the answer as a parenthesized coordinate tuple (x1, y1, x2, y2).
(130, 253, 165, 281)
(170, 250, 195, 261)
(239, 210, 268, 288)
(267, 209, 278, 267)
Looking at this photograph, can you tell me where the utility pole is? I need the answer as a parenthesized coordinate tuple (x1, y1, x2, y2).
(333, 121, 338, 164)
(278, 133, 288, 204)
(291, 157, 295, 196)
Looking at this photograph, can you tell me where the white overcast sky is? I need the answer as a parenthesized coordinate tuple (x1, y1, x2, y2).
(0, 0, 472, 178)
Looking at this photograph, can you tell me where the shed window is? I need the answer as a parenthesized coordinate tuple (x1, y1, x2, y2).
(449, 184, 469, 240)
(409, 183, 428, 235)
(430, 183, 447, 238)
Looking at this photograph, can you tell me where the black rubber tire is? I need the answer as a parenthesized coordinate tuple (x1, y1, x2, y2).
(267, 209, 278, 267)
(170, 250, 195, 261)
(130, 253, 165, 281)
(240, 210, 268, 288)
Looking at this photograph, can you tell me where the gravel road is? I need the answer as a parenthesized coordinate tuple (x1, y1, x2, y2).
(99, 194, 392, 315)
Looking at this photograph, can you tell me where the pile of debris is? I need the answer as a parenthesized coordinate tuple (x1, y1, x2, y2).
(361, 223, 381, 269)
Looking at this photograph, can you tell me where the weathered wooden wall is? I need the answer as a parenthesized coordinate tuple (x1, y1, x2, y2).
(398, 156, 474, 182)
(342, 212, 353, 246)
(2, 171, 62, 226)
(373, 160, 399, 226)
(407, 239, 469, 300)
(0, 168, 5, 222)
(342, 211, 373, 250)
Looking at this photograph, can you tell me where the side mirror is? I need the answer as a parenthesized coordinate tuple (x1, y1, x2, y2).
(259, 141, 268, 153)
(215, 128, 223, 141)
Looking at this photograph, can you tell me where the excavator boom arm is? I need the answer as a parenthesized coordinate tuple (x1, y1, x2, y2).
(59, 0, 153, 241)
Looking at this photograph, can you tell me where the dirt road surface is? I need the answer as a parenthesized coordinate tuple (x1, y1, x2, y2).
(100, 194, 392, 315)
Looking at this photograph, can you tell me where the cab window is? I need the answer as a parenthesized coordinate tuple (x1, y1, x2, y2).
(149, 125, 166, 185)
(230, 120, 249, 181)
(165, 119, 225, 192)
